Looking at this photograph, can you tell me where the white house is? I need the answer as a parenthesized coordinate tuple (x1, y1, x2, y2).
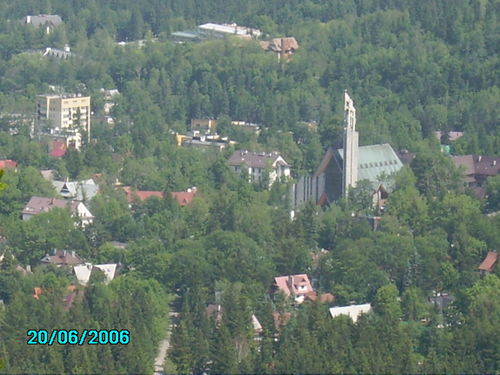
(227, 150, 291, 187)
(329, 303, 372, 323)
(74, 263, 118, 286)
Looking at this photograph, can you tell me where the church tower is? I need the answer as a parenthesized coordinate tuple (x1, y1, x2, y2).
(342, 91, 359, 198)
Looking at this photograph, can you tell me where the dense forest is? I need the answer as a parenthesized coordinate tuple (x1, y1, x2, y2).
(0, 0, 499, 373)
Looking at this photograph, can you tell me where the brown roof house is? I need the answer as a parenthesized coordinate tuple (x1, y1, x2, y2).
(479, 251, 498, 276)
(260, 37, 299, 60)
(22, 196, 94, 227)
(228, 150, 291, 187)
(452, 155, 500, 199)
(40, 249, 84, 267)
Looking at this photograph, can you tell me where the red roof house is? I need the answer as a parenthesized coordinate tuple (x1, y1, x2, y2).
(171, 187, 197, 206)
(122, 186, 197, 206)
(273, 274, 315, 304)
(49, 140, 67, 157)
(0, 160, 17, 169)
(121, 186, 164, 203)
(479, 251, 498, 275)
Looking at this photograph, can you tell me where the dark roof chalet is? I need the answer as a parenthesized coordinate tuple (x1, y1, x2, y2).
(41, 249, 83, 266)
(452, 155, 500, 177)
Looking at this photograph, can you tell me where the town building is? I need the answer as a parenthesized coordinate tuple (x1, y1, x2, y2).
(74, 263, 118, 285)
(191, 119, 217, 133)
(40, 249, 84, 267)
(260, 37, 299, 60)
(228, 150, 291, 187)
(24, 15, 62, 34)
(42, 45, 72, 59)
(176, 131, 235, 150)
(231, 120, 262, 135)
(198, 23, 261, 40)
(290, 92, 403, 209)
(478, 251, 498, 276)
(36, 94, 91, 148)
(329, 303, 372, 323)
(451, 155, 500, 199)
(272, 274, 315, 305)
(51, 178, 99, 202)
(22, 196, 94, 226)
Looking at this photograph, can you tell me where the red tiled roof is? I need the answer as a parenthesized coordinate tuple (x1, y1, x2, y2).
(0, 160, 17, 169)
(122, 186, 197, 206)
(171, 189, 197, 206)
(121, 186, 164, 203)
(479, 251, 498, 273)
(49, 140, 66, 157)
(274, 274, 314, 297)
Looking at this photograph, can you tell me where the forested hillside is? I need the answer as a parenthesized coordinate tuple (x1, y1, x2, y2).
(0, 0, 498, 373)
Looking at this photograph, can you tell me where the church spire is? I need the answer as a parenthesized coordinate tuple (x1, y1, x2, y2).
(342, 91, 359, 198)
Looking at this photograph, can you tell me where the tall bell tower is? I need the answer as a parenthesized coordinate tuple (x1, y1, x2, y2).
(342, 91, 359, 198)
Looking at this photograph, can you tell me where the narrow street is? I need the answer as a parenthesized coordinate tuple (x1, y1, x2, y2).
(153, 295, 180, 375)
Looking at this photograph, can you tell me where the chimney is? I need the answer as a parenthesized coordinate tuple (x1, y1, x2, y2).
(26, 15, 31, 24)
(280, 38, 286, 61)
(63, 250, 66, 256)
(26, 265, 32, 272)
(71, 250, 75, 257)
(478, 155, 482, 162)
(50, 198, 55, 205)
(493, 160, 497, 166)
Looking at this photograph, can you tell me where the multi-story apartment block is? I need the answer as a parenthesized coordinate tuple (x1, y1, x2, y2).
(36, 94, 91, 148)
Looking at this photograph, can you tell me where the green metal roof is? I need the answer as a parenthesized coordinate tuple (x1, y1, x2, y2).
(337, 144, 403, 190)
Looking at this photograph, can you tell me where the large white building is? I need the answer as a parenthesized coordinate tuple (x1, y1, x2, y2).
(36, 94, 91, 147)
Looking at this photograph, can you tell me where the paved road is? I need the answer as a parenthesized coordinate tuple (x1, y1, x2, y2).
(153, 296, 180, 375)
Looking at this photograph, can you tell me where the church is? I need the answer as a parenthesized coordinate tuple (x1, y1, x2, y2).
(290, 92, 403, 209)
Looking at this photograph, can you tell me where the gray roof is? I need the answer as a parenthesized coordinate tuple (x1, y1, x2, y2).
(228, 150, 290, 169)
(336, 144, 403, 190)
(51, 179, 98, 201)
(25, 15, 62, 27)
(23, 196, 80, 215)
